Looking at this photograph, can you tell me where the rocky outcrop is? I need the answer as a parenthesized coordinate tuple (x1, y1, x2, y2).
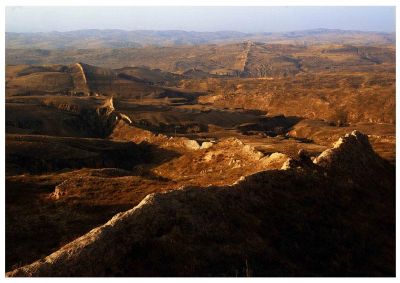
(200, 141, 214, 149)
(313, 130, 391, 178)
(39, 95, 122, 138)
(314, 130, 373, 167)
(184, 139, 201, 150)
(258, 152, 289, 170)
(63, 97, 121, 138)
(8, 131, 394, 276)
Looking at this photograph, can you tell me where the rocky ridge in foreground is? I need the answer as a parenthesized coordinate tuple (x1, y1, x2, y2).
(7, 131, 395, 277)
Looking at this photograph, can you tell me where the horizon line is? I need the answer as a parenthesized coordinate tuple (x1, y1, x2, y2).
(5, 27, 396, 34)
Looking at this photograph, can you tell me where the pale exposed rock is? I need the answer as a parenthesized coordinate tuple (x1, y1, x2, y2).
(280, 158, 296, 170)
(219, 137, 244, 146)
(260, 152, 289, 169)
(241, 144, 264, 160)
(231, 175, 246, 185)
(118, 113, 132, 124)
(184, 140, 200, 150)
(96, 97, 115, 116)
(203, 151, 215, 162)
(200, 141, 214, 149)
(314, 130, 373, 168)
(51, 186, 65, 200)
(50, 180, 70, 200)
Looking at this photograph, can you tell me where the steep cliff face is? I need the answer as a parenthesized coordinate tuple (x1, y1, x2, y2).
(41, 96, 121, 138)
(79, 97, 120, 137)
(69, 63, 90, 96)
(7, 131, 395, 277)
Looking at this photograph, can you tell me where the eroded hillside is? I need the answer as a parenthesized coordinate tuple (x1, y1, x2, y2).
(7, 131, 395, 276)
(5, 38, 396, 276)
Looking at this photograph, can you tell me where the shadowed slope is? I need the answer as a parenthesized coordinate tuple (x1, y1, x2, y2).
(7, 131, 395, 277)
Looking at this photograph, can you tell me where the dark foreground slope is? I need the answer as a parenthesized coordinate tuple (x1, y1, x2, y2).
(7, 131, 395, 277)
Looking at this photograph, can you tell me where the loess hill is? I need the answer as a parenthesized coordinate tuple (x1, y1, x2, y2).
(5, 33, 396, 277)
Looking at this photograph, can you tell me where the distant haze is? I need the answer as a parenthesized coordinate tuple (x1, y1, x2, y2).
(6, 6, 396, 33)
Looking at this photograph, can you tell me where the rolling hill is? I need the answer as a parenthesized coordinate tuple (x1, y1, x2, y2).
(5, 29, 395, 49)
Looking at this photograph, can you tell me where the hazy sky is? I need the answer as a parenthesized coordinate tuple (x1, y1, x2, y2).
(6, 6, 396, 33)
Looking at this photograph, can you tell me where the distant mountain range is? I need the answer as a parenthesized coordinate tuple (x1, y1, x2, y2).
(6, 29, 395, 49)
